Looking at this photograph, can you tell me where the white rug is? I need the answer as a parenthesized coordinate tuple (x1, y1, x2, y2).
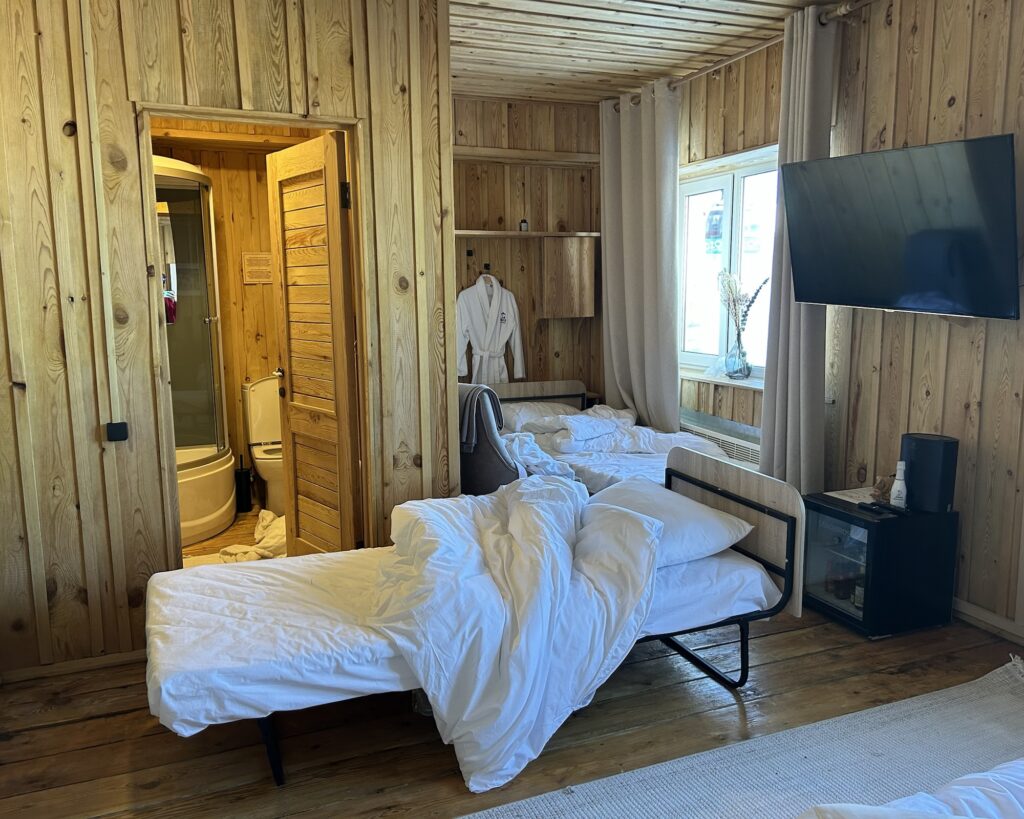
(471, 658, 1024, 819)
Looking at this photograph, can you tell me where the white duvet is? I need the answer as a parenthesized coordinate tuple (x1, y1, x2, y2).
(800, 758, 1024, 818)
(366, 475, 662, 792)
(521, 404, 726, 458)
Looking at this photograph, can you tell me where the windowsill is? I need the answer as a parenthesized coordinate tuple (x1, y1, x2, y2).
(679, 366, 764, 392)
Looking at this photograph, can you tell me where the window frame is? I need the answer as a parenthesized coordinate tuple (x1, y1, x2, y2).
(678, 146, 779, 377)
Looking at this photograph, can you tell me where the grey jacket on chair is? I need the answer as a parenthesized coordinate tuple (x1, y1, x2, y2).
(458, 383, 524, 496)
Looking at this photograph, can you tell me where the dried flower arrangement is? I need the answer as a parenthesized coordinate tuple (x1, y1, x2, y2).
(718, 270, 770, 379)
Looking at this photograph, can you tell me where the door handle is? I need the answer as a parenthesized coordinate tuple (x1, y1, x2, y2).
(273, 367, 285, 378)
(203, 315, 220, 325)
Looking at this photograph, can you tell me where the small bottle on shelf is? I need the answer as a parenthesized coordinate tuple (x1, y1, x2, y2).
(519, 218, 528, 231)
(890, 461, 908, 509)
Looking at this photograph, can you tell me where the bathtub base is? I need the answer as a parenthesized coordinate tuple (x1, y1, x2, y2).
(178, 447, 237, 548)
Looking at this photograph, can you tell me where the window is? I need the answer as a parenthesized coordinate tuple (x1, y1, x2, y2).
(679, 147, 779, 374)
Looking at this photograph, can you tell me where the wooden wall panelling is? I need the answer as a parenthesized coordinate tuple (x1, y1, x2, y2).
(304, 0, 357, 118)
(722, 60, 744, 154)
(36, 0, 126, 661)
(366, 0, 419, 516)
(232, 0, 293, 113)
(361, 0, 457, 533)
(680, 379, 763, 427)
(0, 0, 60, 669)
(3, 0, 90, 663)
(679, 43, 783, 167)
(90, 0, 179, 646)
(824, 8, 866, 490)
(687, 74, 708, 163)
(417, 0, 459, 499)
(180, 0, 242, 110)
(827, 0, 1024, 626)
(1006, 0, 1024, 622)
(960, 0, 1019, 615)
(117, 0, 186, 105)
(893, 0, 936, 149)
(705, 68, 726, 158)
(541, 237, 595, 319)
(83, 0, 136, 655)
(453, 97, 599, 152)
(742, 47, 767, 149)
(0, 249, 38, 670)
(0, 0, 149, 672)
(764, 41, 783, 144)
(0, 0, 456, 675)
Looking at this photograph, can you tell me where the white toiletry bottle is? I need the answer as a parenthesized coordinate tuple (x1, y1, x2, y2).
(890, 460, 908, 509)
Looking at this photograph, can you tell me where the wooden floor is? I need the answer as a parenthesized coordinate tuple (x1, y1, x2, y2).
(2, 611, 1020, 817)
(182, 510, 263, 561)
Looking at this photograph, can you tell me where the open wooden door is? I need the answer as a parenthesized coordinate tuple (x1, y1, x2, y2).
(267, 132, 362, 555)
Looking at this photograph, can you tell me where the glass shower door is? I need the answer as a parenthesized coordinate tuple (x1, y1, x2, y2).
(156, 179, 226, 465)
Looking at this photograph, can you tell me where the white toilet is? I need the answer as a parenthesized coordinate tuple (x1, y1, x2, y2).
(242, 375, 285, 516)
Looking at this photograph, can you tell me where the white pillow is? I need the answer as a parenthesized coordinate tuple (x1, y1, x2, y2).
(502, 400, 581, 432)
(590, 476, 753, 568)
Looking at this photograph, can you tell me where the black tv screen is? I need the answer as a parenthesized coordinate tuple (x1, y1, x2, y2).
(781, 134, 1020, 319)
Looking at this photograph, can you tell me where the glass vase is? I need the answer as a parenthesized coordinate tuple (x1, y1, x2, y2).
(725, 337, 752, 380)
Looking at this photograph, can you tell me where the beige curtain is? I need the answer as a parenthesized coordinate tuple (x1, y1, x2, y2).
(600, 79, 682, 432)
(759, 6, 838, 493)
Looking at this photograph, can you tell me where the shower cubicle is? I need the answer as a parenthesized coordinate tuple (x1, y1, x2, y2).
(153, 156, 236, 547)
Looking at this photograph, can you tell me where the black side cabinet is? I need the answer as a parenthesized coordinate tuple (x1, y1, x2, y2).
(802, 493, 958, 638)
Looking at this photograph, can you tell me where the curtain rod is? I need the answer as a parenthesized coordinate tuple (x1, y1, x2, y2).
(610, 0, 878, 111)
(819, 0, 878, 24)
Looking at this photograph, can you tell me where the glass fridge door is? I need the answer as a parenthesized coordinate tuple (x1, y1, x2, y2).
(805, 508, 868, 621)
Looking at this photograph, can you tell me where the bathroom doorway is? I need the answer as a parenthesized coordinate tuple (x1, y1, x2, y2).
(143, 114, 367, 566)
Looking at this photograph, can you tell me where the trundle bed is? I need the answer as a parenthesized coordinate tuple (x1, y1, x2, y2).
(146, 448, 805, 785)
(490, 379, 748, 493)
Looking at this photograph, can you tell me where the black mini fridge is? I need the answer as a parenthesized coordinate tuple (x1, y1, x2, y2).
(802, 493, 958, 638)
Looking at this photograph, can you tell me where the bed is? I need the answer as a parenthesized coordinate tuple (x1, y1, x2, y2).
(491, 379, 748, 493)
(799, 758, 1024, 817)
(148, 543, 783, 739)
(146, 448, 804, 788)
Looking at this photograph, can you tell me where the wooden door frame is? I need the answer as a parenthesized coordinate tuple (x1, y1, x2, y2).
(135, 104, 376, 553)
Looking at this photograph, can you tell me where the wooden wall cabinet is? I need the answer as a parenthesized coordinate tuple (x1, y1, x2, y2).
(541, 237, 596, 319)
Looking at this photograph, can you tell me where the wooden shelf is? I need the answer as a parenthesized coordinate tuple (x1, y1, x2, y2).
(455, 230, 600, 238)
(453, 145, 600, 166)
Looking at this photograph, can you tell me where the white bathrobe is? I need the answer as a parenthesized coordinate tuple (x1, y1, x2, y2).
(456, 274, 525, 384)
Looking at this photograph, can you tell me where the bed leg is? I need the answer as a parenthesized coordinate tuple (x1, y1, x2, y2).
(257, 715, 285, 786)
(662, 620, 750, 690)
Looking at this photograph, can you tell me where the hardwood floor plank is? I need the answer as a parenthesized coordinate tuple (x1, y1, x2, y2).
(181, 510, 263, 559)
(135, 640, 1020, 819)
(1, 614, 1017, 818)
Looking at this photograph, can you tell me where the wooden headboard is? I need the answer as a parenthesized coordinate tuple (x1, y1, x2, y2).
(490, 379, 588, 410)
(667, 447, 806, 617)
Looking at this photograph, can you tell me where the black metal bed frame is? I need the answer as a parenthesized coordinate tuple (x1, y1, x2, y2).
(252, 463, 798, 785)
(636, 466, 798, 689)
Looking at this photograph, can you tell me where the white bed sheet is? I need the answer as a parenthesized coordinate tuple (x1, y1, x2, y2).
(887, 757, 1024, 816)
(640, 548, 782, 638)
(555, 451, 754, 494)
(146, 547, 418, 737)
(554, 452, 667, 493)
(147, 547, 779, 738)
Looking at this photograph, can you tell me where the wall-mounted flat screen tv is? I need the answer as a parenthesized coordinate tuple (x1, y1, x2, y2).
(781, 134, 1020, 320)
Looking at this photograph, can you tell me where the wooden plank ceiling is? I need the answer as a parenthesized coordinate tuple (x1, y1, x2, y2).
(450, 0, 814, 101)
